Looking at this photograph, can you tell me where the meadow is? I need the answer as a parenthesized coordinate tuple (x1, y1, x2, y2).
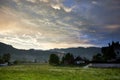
(0, 64, 120, 80)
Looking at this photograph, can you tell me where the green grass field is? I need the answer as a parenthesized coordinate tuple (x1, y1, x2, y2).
(0, 64, 120, 80)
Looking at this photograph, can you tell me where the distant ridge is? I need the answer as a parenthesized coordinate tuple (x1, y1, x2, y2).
(0, 42, 53, 62)
(0, 42, 101, 62)
(50, 47, 101, 60)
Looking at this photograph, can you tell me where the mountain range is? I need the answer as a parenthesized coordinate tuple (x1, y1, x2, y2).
(0, 42, 101, 62)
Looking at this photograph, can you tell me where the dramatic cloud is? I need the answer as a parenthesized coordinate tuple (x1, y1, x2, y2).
(0, 0, 120, 50)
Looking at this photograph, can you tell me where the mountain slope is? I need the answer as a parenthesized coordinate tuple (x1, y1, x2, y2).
(50, 47, 101, 60)
(0, 42, 53, 62)
(0, 42, 101, 62)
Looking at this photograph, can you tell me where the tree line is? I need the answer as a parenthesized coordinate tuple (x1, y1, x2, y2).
(49, 53, 88, 65)
(49, 41, 120, 65)
(92, 41, 120, 63)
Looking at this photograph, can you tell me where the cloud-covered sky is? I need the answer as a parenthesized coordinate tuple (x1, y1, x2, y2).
(0, 0, 120, 50)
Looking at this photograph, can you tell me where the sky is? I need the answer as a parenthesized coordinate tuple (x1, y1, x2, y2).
(0, 0, 120, 50)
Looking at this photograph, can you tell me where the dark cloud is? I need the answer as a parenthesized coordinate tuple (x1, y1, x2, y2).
(0, 0, 120, 49)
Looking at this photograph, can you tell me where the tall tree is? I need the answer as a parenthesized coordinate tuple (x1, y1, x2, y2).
(63, 53, 74, 65)
(0, 55, 4, 64)
(2, 53, 11, 62)
(49, 54, 59, 65)
(102, 42, 116, 60)
(61, 56, 65, 64)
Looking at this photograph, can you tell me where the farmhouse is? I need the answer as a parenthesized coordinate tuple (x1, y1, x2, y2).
(74, 56, 85, 65)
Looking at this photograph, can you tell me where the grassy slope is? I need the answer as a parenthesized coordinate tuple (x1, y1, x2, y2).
(0, 64, 120, 80)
